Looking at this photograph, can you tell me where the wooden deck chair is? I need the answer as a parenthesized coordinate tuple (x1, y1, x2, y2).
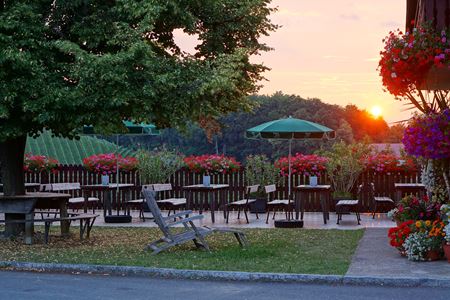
(264, 184, 293, 223)
(225, 185, 259, 224)
(143, 189, 248, 255)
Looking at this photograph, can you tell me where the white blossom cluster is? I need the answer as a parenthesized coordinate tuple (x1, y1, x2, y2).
(403, 232, 432, 261)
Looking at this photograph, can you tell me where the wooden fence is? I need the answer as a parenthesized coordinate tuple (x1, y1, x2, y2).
(22, 166, 421, 212)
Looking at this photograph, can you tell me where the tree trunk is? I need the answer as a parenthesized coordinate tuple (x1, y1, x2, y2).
(0, 136, 27, 196)
(0, 135, 27, 236)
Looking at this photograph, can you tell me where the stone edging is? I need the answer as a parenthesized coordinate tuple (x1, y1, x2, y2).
(0, 261, 449, 288)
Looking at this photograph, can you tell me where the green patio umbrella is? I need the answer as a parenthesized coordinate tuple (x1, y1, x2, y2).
(82, 121, 159, 135)
(246, 116, 335, 198)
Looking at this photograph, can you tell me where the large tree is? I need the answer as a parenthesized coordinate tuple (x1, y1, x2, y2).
(0, 0, 277, 196)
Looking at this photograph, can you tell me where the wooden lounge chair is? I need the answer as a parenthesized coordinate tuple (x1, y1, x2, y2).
(142, 189, 248, 255)
(264, 184, 293, 223)
(225, 185, 259, 224)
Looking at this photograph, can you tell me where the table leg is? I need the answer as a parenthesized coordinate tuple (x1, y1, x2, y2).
(103, 191, 112, 217)
(24, 213, 33, 245)
(59, 200, 70, 236)
(320, 192, 327, 225)
(186, 190, 192, 210)
(222, 189, 227, 219)
(210, 192, 215, 223)
(396, 190, 402, 203)
(83, 191, 89, 214)
(295, 191, 300, 220)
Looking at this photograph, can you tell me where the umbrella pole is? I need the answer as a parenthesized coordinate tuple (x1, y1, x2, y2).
(116, 134, 120, 215)
(288, 138, 292, 199)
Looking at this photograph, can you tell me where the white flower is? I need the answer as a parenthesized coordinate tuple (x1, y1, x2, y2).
(391, 72, 397, 78)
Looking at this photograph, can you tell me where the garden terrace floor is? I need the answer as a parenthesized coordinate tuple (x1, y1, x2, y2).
(0, 211, 396, 230)
(95, 211, 395, 230)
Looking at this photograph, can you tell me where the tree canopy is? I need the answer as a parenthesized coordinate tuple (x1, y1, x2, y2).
(0, 0, 277, 140)
(0, 0, 277, 195)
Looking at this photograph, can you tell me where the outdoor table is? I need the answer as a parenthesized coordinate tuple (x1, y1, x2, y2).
(394, 183, 426, 202)
(81, 184, 135, 217)
(0, 183, 41, 193)
(294, 185, 331, 224)
(182, 184, 229, 223)
(0, 192, 71, 244)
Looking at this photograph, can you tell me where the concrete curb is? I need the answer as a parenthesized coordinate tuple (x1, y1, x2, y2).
(0, 261, 449, 288)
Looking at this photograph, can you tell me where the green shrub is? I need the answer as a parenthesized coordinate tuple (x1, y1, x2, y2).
(136, 149, 184, 184)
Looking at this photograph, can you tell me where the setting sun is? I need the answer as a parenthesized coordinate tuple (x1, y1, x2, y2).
(370, 106, 383, 118)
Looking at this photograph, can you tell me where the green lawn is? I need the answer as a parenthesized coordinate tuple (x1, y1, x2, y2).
(0, 226, 364, 275)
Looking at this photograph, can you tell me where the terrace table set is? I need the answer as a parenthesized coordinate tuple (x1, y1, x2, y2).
(183, 184, 229, 223)
(294, 185, 331, 224)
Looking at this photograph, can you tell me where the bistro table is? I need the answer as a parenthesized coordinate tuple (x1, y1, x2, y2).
(182, 184, 229, 223)
(0, 192, 71, 244)
(81, 184, 135, 218)
(294, 185, 332, 224)
(394, 183, 426, 202)
(0, 183, 41, 193)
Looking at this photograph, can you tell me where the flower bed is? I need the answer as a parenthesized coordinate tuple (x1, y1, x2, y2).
(83, 153, 137, 175)
(183, 155, 240, 175)
(274, 154, 328, 177)
(387, 195, 449, 262)
(23, 154, 59, 174)
(364, 152, 417, 173)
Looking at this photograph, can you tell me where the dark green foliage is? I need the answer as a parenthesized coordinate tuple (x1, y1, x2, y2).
(136, 92, 391, 161)
(0, 0, 277, 140)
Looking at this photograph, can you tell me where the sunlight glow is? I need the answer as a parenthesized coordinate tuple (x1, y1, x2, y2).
(370, 106, 383, 118)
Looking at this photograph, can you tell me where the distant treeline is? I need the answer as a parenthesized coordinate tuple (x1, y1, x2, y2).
(122, 92, 404, 161)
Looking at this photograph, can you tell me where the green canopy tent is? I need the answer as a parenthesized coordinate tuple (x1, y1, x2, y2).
(82, 121, 159, 222)
(246, 116, 335, 199)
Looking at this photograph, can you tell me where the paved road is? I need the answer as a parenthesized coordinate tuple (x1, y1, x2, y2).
(0, 271, 449, 300)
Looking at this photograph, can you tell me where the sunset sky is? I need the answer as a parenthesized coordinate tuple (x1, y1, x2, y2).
(176, 0, 412, 123)
(255, 0, 412, 124)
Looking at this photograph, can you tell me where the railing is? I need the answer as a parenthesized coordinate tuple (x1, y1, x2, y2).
(23, 166, 421, 212)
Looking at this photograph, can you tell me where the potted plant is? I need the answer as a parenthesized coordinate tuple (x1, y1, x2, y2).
(388, 220, 414, 256)
(441, 204, 450, 263)
(245, 154, 280, 213)
(388, 195, 442, 225)
(183, 154, 240, 186)
(317, 142, 370, 200)
(403, 220, 445, 261)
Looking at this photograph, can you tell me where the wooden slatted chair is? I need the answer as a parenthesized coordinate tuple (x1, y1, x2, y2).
(125, 184, 153, 221)
(142, 189, 247, 255)
(369, 183, 395, 218)
(152, 183, 187, 216)
(336, 184, 365, 225)
(50, 183, 100, 213)
(264, 184, 293, 224)
(225, 185, 259, 224)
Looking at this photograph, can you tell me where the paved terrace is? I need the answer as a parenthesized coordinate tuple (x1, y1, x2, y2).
(93, 210, 395, 229)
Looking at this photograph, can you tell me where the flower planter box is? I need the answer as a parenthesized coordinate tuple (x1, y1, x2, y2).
(419, 66, 450, 90)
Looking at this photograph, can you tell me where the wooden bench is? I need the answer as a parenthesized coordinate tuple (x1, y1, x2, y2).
(1, 213, 98, 244)
(47, 183, 100, 213)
